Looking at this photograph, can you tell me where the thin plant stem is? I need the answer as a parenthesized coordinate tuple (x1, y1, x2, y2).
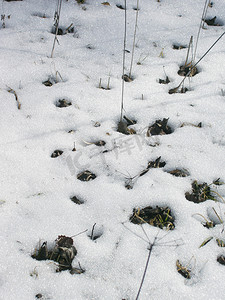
(135, 237, 156, 300)
(70, 229, 88, 238)
(7, 86, 21, 109)
(122, 222, 149, 243)
(91, 223, 96, 240)
(107, 76, 110, 89)
(51, 0, 63, 58)
(120, 0, 127, 122)
(193, 0, 210, 62)
(184, 36, 193, 66)
(129, 0, 139, 78)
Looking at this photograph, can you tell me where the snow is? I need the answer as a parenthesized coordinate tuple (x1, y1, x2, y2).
(0, 0, 225, 299)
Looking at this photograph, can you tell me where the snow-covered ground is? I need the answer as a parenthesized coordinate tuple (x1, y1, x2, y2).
(1, 0, 225, 299)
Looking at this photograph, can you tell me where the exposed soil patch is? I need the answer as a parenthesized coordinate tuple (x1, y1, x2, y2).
(176, 260, 191, 279)
(217, 255, 225, 265)
(178, 63, 198, 77)
(95, 140, 106, 146)
(139, 157, 166, 177)
(116, 4, 125, 9)
(125, 182, 134, 190)
(185, 181, 214, 203)
(70, 195, 84, 205)
(32, 236, 84, 273)
(117, 116, 136, 135)
(77, 170, 96, 181)
(122, 74, 135, 82)
(99, 85, 111, 90)
(42, 78, 55, 87)
(130, 205, 175, 230)
(42, 76, 62, 87)
(86, 44, 95, 50)
(147, 157, 166, 168)
(168, 86, 189, 94)
(55, 99, 72, 108)
(172, 44, 187, 50)
(32, 13, 49, 18)
(51, 150, 63, 158)
(147, 118, 172, 136)
(159, 76, 170, 84)
(68, 129, 76, 134)
(203, 220, 215, 228)
(204, 16, 223, 26)
(167, 169, 189, 177)
(51, 24, 74, 35)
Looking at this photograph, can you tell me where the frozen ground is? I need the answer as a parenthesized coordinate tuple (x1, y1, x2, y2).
(0, 0, 225, 299)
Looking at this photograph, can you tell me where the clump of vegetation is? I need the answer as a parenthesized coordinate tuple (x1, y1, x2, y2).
(117, 116, 136, 135)
(185, 180, 224, 203)
(167, 169, 189, 177)
(217, 255, 225, 265)
(32, 235, 84, 274)
(130, 206, 175, 230)
(95, 140, 106, 146)
(55, 99, 72, 108)
(77, 170, 96, 181)
(176, 260, 191, 279)
(185, 181, 212, 203)
(172, 44, 187, 50)
(76, 0, 86, 4)
(147, 118, 172, 136)
(178, 62, 198, 77)
(51, 150, 63, 158)
(159, 76, 170, 84)
(1, 14, 10, 28)
(70, 195, 84, 205)
(139, 157, 166, 177)
(204, 16, 223, 26)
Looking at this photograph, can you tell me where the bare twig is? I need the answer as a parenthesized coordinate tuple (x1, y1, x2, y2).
(91, 223, 96, 240)
(184, 36, 193, 66)
(194, 0, 210, 62)
(70, 229, 88, 238)
(7, 86, 21, 109)
(120, 0, 127, 122)
(51, 0, 63, 58)
(135, 237, 156, 300)
(129, 0, 139, 78)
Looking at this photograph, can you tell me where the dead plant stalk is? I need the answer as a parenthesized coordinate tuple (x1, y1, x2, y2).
(120, 0, 127, 122)
(51, 0, 63, 58)
(194, 0, 211, 62)
(135, 237, 156, 300)
(129, 0, 139, 78)
(7, 86, 21, 109)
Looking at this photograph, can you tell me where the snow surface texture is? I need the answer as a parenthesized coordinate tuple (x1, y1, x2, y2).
(0, 0, 225, 299)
